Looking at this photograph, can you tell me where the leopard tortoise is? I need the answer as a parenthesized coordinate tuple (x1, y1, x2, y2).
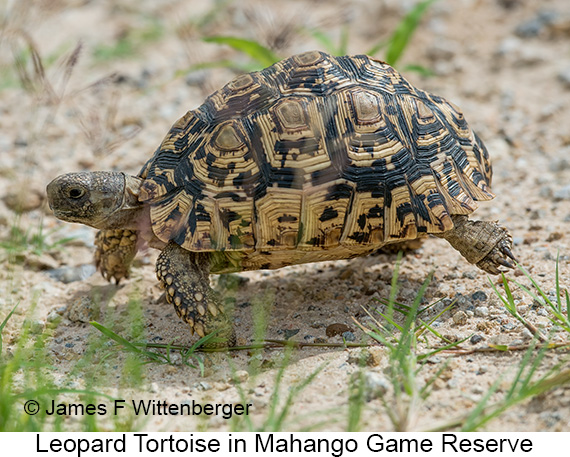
(47, 51, 515, 342)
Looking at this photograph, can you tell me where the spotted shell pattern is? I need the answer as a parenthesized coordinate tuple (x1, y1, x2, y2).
(138, 51, 494, 270)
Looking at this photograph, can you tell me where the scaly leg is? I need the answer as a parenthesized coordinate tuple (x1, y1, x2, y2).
(95, 229, 138, 283)
(156, 241, 234, 345)
(435, 215, 516, 274)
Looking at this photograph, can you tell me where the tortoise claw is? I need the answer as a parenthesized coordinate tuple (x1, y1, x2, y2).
(477, 237, 516, 275)
(496, 256, 515, 269)
(501, 244, 517, 262)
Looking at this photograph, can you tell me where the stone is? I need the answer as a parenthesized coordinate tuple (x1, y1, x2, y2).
(559, 66, 570, 90)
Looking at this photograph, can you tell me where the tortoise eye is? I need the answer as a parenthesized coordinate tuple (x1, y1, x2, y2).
(68, 187, 85, 199)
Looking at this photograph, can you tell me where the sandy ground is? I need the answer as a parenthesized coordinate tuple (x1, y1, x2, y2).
(1, 0, 570, 431)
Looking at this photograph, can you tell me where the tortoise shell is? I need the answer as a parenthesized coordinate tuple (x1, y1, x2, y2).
(138, 51, 494, 272)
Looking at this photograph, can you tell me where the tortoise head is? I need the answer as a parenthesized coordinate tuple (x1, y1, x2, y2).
(47, 171, 144, 229)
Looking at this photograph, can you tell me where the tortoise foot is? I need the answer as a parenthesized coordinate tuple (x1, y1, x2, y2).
(95, 229, 138, 283)
(437, 215, 516, 275)
(476, 232, 517, 275)
(157, 241, 235, 347)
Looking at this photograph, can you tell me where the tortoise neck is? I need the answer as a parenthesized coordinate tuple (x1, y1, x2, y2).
(103, 175, 145, 230)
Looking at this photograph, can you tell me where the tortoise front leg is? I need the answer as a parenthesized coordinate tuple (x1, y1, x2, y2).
(156, 241, 234, 345)
(95, 229, 138, 283)
(435, 215, 516, 275)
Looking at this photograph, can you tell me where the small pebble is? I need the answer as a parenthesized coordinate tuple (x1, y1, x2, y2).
(496, 37, 521, 57)
(477, 365, 489, 375)
(453, 311, 468, 325)
(454, 294, 472, 307)
(549, 157, 570, 172)
(326, 323, 351, 337)
(546, 232, 563, 242)
(66, 296, 97, 323)
(475, 306, 489, 317)
(363, 372, 390, 401)
(512, 236, 524, 245)
(515, 10, 557, 37)
(26, 319, 44, 334)
(471, 385, 485, 395)
(253, 387, 265, 397)
(539, 186, 553, 199)
(471, 291, 488, 301)
(214, 382, 230, 392)
(3, 188, 44, 212)
(426, 42, 456, 61)
(338, 268, 353, 280)
(198, 381, 211, 391)
(47, 264, 97, 283)
(558, 66, 570, 90)
(540, 412, 562, 428)
(185, 70, 208, 87)
(342, 331, 356, 342)
(282, 329, 300, 339)
(447, 379, 458, 388)
(470, 334, 484, 344)
(554, 185, 570, 200)
(462, 271, 477, 280)
(47, 310, 61, 322)
(233, 370, 249, 384)
(25, 253, 60, 270)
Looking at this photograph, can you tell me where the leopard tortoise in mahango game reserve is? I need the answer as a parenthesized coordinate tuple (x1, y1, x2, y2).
(47, 50, 516, 343)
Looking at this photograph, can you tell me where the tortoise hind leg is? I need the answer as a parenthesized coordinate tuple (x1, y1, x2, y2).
(435, 215, 516, 275)
(95, 229, 138, 283)
(156, 241, 235, 346)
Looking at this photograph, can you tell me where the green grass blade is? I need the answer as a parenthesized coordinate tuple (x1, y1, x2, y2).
(273, 363, 325, 431)
(90, 321, 162, 362)
(338, 25, 350, 56)
(397, 272, 432, 353)
(415, 300, 456, 340)
(203, 36, 280, 67)
(555, 253, 561, 311)
(375, 311, 404, 332)
(347, 369, 365, 431)
(419, 360, 449, 398)
(402, 64, 435, 76)
(417, 335, 470, 360)
(0, 304, 19, 355)
(460, 376, 503, 431)
(385, 0, 438, 66)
